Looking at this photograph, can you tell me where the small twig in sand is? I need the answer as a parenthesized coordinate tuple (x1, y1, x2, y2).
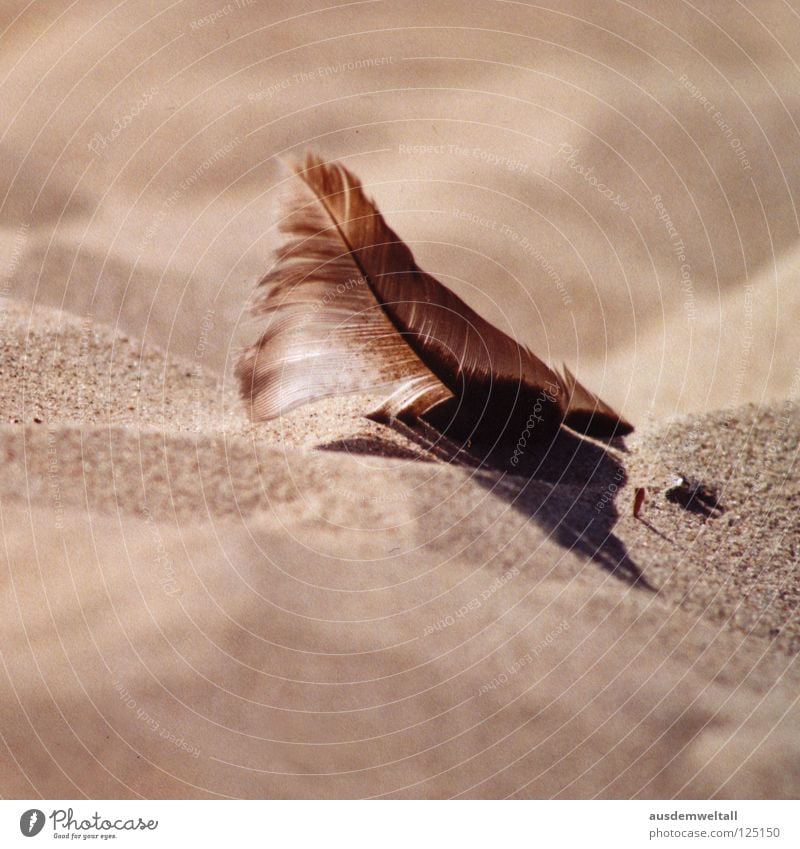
(633, 486, 646, 519)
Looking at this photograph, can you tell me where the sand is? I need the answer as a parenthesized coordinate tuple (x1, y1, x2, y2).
(1, 0, 799, 799)
(1, 298, 798, 799)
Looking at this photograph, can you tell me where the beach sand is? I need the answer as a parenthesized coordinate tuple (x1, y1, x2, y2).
(1, 0, 798, 799)
(1, 299, 798, 798)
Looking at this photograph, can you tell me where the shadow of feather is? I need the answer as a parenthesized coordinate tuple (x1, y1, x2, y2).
(321, 422, 652, 590)
(481, 465, 653, 590)
(318, 436, 434, 463)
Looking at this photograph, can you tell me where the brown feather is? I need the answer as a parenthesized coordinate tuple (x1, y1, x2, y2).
(237, 152, 633, 449)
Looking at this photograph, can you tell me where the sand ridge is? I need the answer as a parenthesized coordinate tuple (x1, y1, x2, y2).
(0, 299, 798, 799)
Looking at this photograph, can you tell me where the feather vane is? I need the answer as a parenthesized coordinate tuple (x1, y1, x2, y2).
(237, 153, 633, 450)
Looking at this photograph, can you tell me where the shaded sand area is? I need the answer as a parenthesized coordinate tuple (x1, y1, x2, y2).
(1, 300, 798, 798)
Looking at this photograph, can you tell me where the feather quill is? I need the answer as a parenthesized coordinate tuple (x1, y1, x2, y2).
(237, 153, 632, 454)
